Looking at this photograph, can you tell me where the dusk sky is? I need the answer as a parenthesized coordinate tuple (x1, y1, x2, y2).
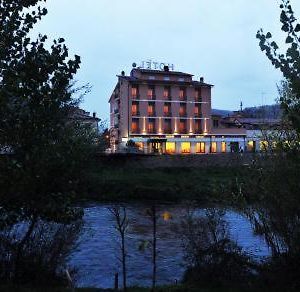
(33, 0, 300, 121)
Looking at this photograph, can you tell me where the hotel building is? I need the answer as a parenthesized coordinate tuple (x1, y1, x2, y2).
(109, 66, 260, 154)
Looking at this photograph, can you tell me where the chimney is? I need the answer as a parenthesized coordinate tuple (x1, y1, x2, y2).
(121, 71, 125, 76)
(164, 65, 169, 72)
(93, 112, 96, 118)
(200, 77, 204, 83)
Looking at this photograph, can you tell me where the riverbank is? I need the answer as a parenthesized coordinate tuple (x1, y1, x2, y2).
(83, 162, 247, 202)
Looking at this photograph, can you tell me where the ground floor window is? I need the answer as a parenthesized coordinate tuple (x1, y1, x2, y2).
(181, 142, 191, 154)
(196, 142, 205, 153)
(247, 140, 255, 152)
(221, 142, 226, 153)
(211, 142, 217, 153)
(166, 142, 176, 154)
(135, 142, 144, 151)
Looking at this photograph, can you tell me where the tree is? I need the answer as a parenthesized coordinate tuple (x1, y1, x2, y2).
(0, 0, 95, 283)
(256, 0, 300, 133)
(109, 206, 129, 291)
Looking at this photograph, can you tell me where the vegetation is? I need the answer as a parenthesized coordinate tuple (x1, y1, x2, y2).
(0, 0, 96, 287)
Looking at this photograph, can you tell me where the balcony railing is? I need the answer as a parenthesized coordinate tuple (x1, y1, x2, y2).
(131, 111, 140, 116)
(179, 96, 187, 101)
(147, 94, 156, 100)
(164, 128, 173, 134)
(179, 129, 187, 134)
(131, 128, 140, 134)
(195, 97, 202, 102)
(194, 113, 202, 118)
(148, 128, 156, 134)
(132, 94, 140, 99)
(148, 112, 156, 117)
(164, 112, 172, 117)
(179, 112, 187, 117)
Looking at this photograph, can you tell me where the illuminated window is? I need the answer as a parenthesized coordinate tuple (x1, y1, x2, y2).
(195, 120, 202, 134)
(131, 119, 139, 133)
(131, 102, 138, 116)
(260, 141, 268, 151)
(147, 86, 155, 99)
(248, 141, 254, 152)
(164, 87, 170, 99)
(221, 142, 226, 153)
(179, 120, 187, 134)
(166, 142, 176, 154)
(181, 142, 191, 153)
(148, 119, 155, 133)
(135, 142, 144, 151)
(196, 142, 205, 153)
(131, 86, 138, 98)
(164, 103, 171, 116)
(179, 104, 186, 116)
(195, 89, 201, 101)
(195, 105, 201, 117)
(164, 119, 172, 134)
(148, 103, 155, 116)
(179, 88, 186, 100)
(211, 142, 217, 153)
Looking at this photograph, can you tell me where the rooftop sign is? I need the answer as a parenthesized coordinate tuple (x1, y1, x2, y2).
(136, 60, 175, 71)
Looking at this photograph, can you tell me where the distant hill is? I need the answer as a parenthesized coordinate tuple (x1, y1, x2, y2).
(212, 104, 282, 119)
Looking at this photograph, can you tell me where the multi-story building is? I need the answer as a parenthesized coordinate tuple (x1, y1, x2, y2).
(109, 65, 259, 154)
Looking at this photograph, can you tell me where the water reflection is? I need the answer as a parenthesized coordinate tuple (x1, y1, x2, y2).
(69, 203, 270, 288)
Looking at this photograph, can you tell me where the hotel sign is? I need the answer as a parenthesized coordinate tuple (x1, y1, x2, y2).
(138, 60, 175, 71)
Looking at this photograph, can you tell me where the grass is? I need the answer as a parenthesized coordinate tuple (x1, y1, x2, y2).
(83, 164, 246, 202)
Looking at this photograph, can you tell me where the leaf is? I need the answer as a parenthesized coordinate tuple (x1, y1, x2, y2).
(282, 23, 289, 32)
(286, 35, 294, 43)
(271, 41, 279, 50)
(266, 32, 272, 39)
(295, 24, 300, 32)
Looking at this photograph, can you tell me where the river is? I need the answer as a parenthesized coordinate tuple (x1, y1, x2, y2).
(69, 203, 270, 288)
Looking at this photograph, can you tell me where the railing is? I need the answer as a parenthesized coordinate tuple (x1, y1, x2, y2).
(164, 112, 172, 117)
(131, 111, 140, 116)
(131, 128, 140, 134)
(132, 94, 140, 99)
(147, 94, 156, 100)
(148, 112, 156, 117)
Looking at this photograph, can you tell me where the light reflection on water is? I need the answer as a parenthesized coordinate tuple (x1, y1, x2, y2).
(69, 203, 270, 288)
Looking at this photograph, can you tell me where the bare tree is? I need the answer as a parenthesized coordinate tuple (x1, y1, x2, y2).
(109, 206, 129, 291)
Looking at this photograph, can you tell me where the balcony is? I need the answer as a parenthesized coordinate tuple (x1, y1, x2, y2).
(131, 111, 140, 116)
(164, 128, 172, 134)
(131, 128, 140, 134)
(132, 94, 140, 100)
(148, 111, 156, 117)
(148, 95, 156, 100)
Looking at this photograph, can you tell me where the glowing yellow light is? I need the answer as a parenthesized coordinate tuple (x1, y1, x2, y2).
(204, 118, 208, 134)
(166, 142, 176, 154)
(189, 118, 193, 134)
(158, 117, 162, 134)
(221, 142, 226, 153)
(181, 142, 191, 153)
(143, 117, 146, 134)
(174, 117, 178, 134)
(162, 211, 172, 221)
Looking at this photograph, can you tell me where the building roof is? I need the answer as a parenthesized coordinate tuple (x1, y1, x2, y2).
(137, 69, 193, 76)
(116, 75, 213, 87)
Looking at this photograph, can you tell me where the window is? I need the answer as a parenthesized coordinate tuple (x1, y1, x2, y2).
(179, 88, 186, 100)
(164, 119, 172, 134)
(164, 76, 170, 81)
(196, 142, 205, 153)
(179, 120, 187, 134)
(179, 104, 186, 116)
(166, 142, 175, 154)
(178, 78, 185, 82)
(164, 87, 171, 99)
(135, 142, 144, 151)
(163, 103, 171, 116)
(148, 119, 156, 133)
(181, 142, 191, 153)
(147, 86, 155, 99)
(131, 86, 138, 98)
(195, 105, 201, 117)
(195, 120, 202, 134)
(131, 119, 139, 133)
(221, 142, 226, 153)
(211, 142, 217, 153)
(195, 89, 201, 101)
(213, 119, 219, 128)
(131, 102, 139, 116)
(148, 102, 155, 116)
(248, 141, 255, 152)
